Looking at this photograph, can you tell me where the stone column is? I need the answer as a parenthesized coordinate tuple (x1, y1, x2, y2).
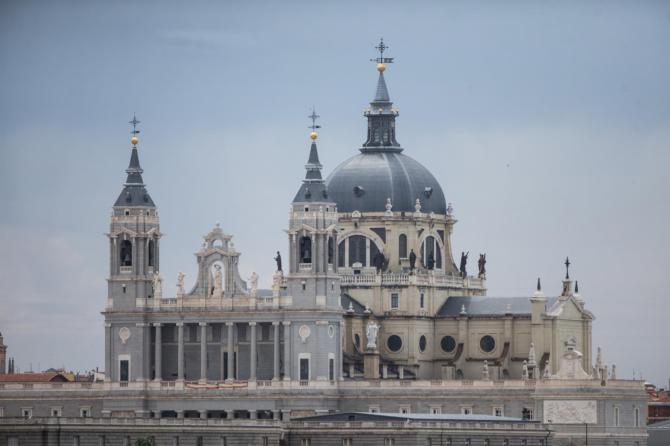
(199, 410, 207, 420)
(272, 322, 280, 380)
(177, 322, 184, 381)
(226, 322, 234, 381)
(282, 321, 291, 381)
(154, 323, 162, 381)
(200, 322, 208, 383)
(250, 410, 257, 420)
(249, 322, 257, 381)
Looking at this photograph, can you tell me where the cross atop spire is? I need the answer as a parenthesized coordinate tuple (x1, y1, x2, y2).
(308, 108, 321, 132)
(370, 38, 394, 65)
(129, 114, 140, 136)
(564, 257, 571, 279)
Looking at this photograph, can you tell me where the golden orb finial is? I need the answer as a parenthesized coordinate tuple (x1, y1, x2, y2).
(377, 63, 385, 73)
(131, 136, 139, 146)
(310, 131, 318, 141)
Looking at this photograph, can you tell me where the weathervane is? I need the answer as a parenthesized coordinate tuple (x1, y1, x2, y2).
(129, 114, 140, 147)
(370, 38, 394, 65)
(308, 108, 320, 141)
(564, 257, 571, 280)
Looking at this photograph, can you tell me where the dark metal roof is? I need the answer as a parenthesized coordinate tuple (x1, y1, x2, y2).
(295, 412, 526, 423)
(341, 293, 366, 314)
(326, 151, 447, 213)
(437, 296, 560, 317)
(293, 141, 332, 203)
(113, 147, 155, 207)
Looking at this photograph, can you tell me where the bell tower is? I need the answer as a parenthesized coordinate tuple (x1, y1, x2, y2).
(284, 111, 343, 382)
(105, 116, 160, 383)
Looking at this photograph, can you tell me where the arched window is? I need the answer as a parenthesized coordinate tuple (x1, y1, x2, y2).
(147, 239, 155, 267)
(348, 235, 367, 266)
(338, 241, 345, 267)
(421, 236, 442, 270)
(327, 237, 334, 265)
(398, 234, 407, 259)
(120, 240, 132, 267)
(300, 236, 312, 263)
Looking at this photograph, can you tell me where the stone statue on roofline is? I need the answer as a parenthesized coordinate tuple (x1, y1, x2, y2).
(274, 251, 282, 272)
(459, 251, 469, 277)
(153, 273, 162, 300)
(176, 272, 185, 297)
(478, 253, 486, 278)
(248, 272, 259, 297)
(409, 249, 417, 271)
(366, 320, 379, 350)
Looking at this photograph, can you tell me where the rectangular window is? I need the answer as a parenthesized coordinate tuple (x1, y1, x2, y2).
(262, 325, 270, 341)
(80, 407, 91, 417)
(419, 293, 425, 309)
(390, 293, 399, 309)
(635, 407, 640, 427)
(522, 407, 533, 420)
(430, 406, 441, 415)
(22, 408, 32, 419)
(493, 406, 504, 417)
(461, 407, 472, 415)
(399, 406, 410, 414)
(614, 406, 620, 426)
(300, 357, 310, 381)
(51, 407, 62, 417)
(119, 359, 129, 382)
(329, 358, 335, 381)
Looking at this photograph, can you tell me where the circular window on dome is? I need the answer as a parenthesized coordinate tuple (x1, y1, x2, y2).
(480, 335, 496, 353)
(354, 334, 361, 351)
(387, 335, 403, 352)
(419, 335, 427, 352)
(440, 335, 456, 353)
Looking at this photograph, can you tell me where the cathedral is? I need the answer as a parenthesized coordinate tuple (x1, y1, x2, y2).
(0, 41, 648, 446)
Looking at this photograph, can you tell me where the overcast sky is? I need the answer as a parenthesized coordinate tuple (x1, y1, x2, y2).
(0, 0, 668, 386)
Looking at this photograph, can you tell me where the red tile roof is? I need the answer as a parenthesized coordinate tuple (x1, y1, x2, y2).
(0, 373, 70, 383)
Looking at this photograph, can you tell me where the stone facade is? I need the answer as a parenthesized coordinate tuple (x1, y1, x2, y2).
(0, 50, 650, 446)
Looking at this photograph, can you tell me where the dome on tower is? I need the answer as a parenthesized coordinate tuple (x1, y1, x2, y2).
(325, 52, 447, 214)
(326, 152, 446, 214)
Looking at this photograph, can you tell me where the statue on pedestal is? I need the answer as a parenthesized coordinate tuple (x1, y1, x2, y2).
(478, 253, 486, 277)
(409, 249, 417, 271)
(274, 251, 282, 272)
(153, 273, 163, 300)
(248, 272, 259, 297)
(366, 320, 379, 350)
(176, 272, 185, 297)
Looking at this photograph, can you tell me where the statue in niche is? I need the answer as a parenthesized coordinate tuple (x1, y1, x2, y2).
(152, 273, 162, 300)
(248, 272, 259, 297)
(459, 251, 469, 277)
(366, 320, 379, 350)
(274, 251, 282, 272)
(212, 264, 223, 298)
(409, 249, 417, 271)
(300, 237, 312, 263)
(176, 272, 185, 297)
(478, 253, 486, 277)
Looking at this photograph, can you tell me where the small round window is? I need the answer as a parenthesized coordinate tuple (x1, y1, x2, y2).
(387, 335, 403, 352)
(480, 335, 496, 353)
(354, 334, 361, 351)
(419, 335, 427, 352)
(440, 335, 456, 353)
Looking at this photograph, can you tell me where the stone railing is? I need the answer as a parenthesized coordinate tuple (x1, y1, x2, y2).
(339, 271, 486, 289)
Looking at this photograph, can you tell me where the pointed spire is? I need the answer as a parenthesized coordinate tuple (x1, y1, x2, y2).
(374, 71, 390, 103)
(292, 109, 330, 203)
(362, 39, 401, 152)
(113, 115, 155, 207)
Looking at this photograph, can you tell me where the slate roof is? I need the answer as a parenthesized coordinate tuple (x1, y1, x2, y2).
(293, 142, 332, 204)
(326, 151, 447, 214)
(437, 296, 560, 317)
(295, 412, 526, 423)
(341, 293, 366, 314)
(113, 147, 155, 207)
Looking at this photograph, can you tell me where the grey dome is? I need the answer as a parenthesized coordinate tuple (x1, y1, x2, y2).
(325, 151, 447, 214)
